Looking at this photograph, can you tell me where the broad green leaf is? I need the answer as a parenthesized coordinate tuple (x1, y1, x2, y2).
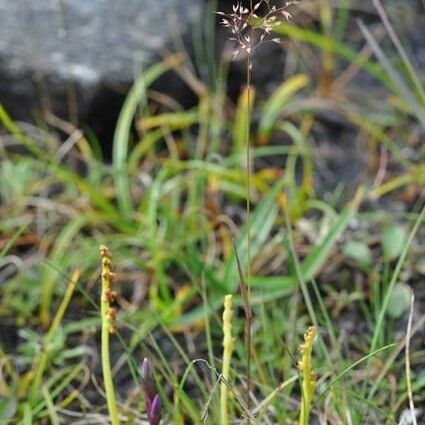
(342, 240, 372, 270)
(382, 224, 407, 261)
(387, 283, 412, 319)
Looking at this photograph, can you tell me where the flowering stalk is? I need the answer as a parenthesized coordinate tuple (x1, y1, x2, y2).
(141, 358, 162, 425)
(100, 245, 120, 425)
(218, 3, 302, 419)
(298, 326, 317, 425)
(221, 295, 234, 425)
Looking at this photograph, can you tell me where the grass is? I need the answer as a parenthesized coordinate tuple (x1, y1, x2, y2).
(0, 0, 424, 423)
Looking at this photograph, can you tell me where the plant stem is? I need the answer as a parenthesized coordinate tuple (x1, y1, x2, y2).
(29, 270, 80, 404)
(234, 242, 253, 425)
(245, 53, 253, 422)
(244, 1, 256, 417)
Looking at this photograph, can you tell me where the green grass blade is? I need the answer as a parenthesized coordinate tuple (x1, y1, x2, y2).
(0, 223, 30, 260)
(319, 343, 397, 399)
(250, 188, 364, 294)
(224, 176, 287, 291)
(40, 217, 87, 327)
(369, 205, 425, 353)
(177, 186, 364, 325)
(273, 24, 392, 89)
(299, 187, 364, 282)
(258, 74, 309, 142)
(0, 105, 117, 218)
(357, 19, 425, 127)
(41, 387, 60, 425)
(138, 109, 199, 131)
(113, 56, 182, 213)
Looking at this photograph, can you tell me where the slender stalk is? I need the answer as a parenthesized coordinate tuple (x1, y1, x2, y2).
(245, 52, 253, 420)
(244, 3, 255, 418)
(217, 2, 304, 421)
(100, 246, 120, 425)
(234, 240, 253, 424)
(405, 295, 417, 425)
(30, 270, 80, 403)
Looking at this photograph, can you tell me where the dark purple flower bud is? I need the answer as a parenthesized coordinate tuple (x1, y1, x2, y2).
(141, 357, 155, 405)
(148, 394, 162, 425)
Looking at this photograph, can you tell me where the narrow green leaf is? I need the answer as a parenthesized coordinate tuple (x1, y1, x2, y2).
(138, 109, 198, 131)
(299, 188, 364, 282)
(224, 176, 287, 291)
(273, 24, 392, 90)
(113, 56, 182, 213)
(258, 74, 310, 141)
(40, 217, 87, 327)
(370, 205, 425, 353)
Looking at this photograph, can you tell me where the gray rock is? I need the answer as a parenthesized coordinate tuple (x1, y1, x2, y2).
(0, 0, 201, 123)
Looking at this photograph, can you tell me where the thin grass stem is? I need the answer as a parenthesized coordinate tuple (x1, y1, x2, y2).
(405, 295, 418, 425)
(29, 270, 80, 403)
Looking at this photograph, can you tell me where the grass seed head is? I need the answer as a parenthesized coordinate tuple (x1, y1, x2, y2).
(217, 0, 303, 59)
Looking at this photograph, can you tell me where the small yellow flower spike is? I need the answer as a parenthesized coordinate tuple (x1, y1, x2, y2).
(221, 294, 234, 425)
(298, 326, 317, 425)
(99, 245, 120, 425)
(100, 245, 116, 333)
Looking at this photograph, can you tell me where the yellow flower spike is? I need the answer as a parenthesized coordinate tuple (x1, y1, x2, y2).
(298, 326, 317, 425)
(221, 294, 234, 425)
(99, 245, 120, 425)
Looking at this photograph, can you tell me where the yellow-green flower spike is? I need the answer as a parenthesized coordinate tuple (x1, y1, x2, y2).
(221, 294, 234, 425)
(298, 326, 317, 425)
(99, 245, 120, 425)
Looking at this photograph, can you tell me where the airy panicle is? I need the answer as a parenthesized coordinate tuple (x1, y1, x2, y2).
(216, 1, 303, 59)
